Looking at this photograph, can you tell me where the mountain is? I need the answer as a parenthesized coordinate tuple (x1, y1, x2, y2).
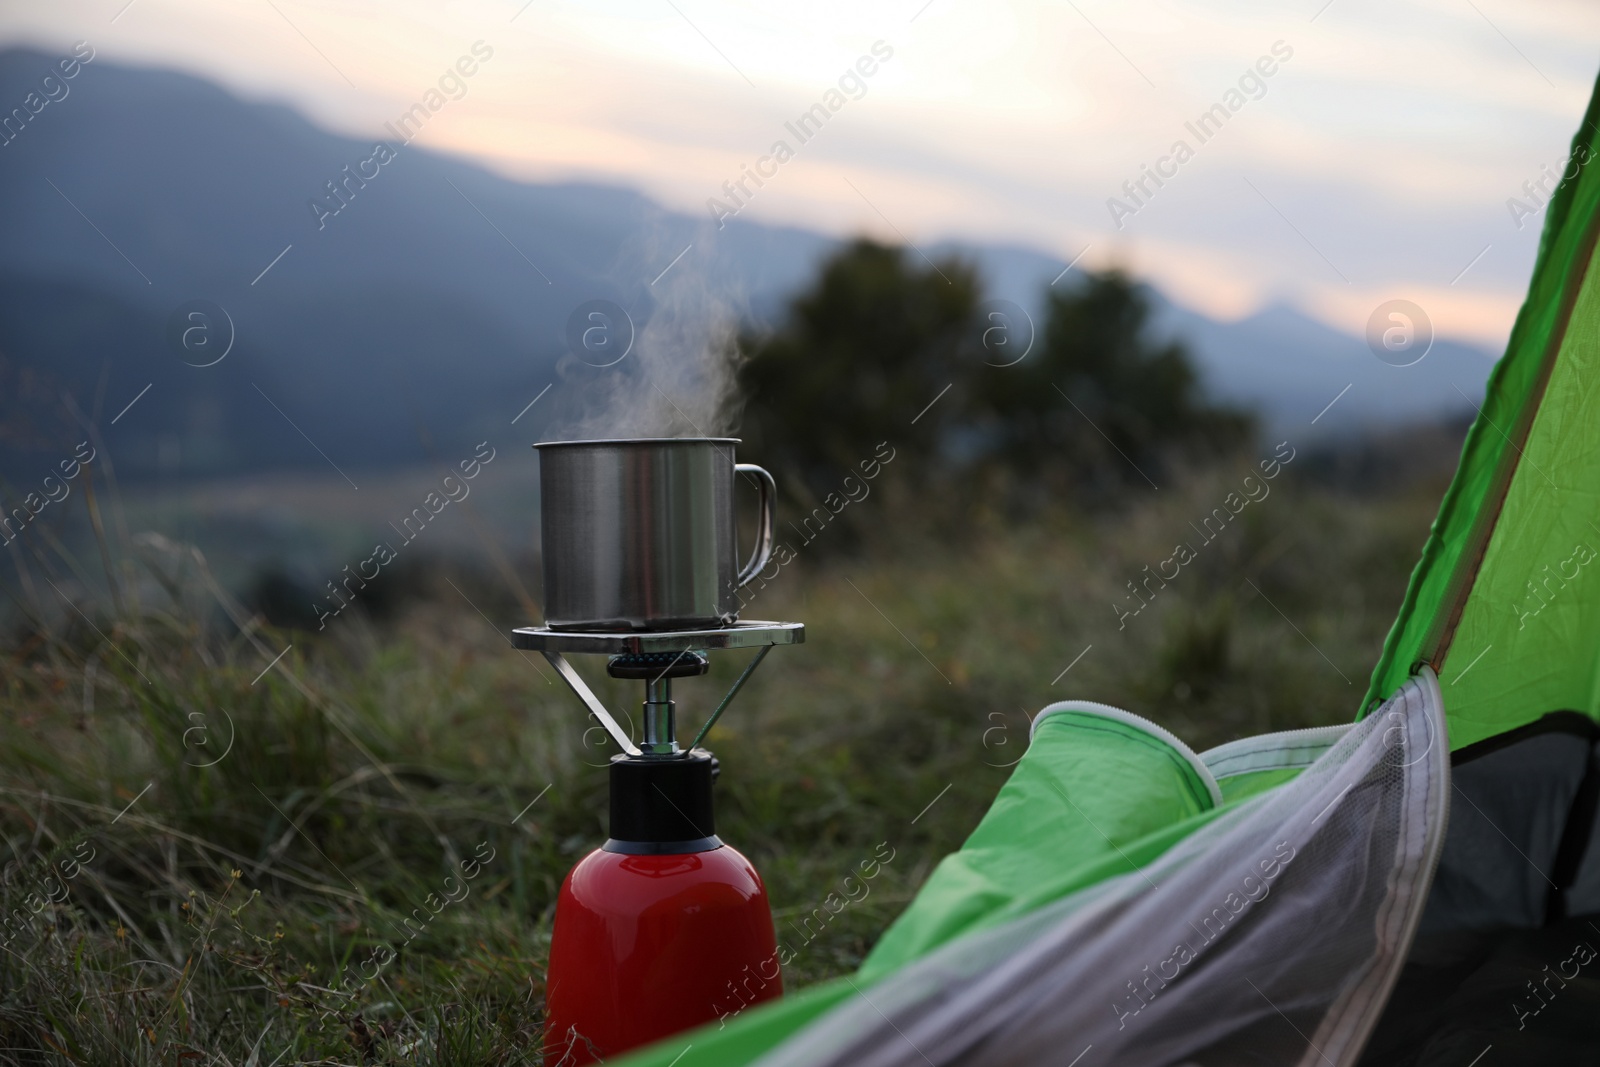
(0, 48, 1495, 485)
(0, 46, 837, 482)
(1151, 301, 1498, 439)
(946, 242, 1500, 439)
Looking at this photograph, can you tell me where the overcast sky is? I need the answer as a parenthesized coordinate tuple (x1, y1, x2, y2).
(5, 0, 1599, 348)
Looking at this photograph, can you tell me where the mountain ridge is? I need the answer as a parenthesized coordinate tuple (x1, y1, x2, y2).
(0, 47, 1493, 482)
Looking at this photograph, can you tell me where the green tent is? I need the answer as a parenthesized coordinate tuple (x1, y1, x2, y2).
(605, 73, 1600, 1067)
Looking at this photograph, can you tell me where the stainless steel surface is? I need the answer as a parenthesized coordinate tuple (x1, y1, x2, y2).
(540, 651, 642, 757)
(535, 438, 777, 631)
(686, 644, 771, 754)
(733, 462, 776, 587)
(641, 677, 677, 756)
(512, 620, 804, 655)
(528, 622, 799, 759)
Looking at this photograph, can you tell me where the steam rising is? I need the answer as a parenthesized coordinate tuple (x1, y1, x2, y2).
(551, 223, 745, 440)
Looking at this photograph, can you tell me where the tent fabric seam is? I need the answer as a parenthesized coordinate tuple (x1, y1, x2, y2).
(1200, 724, 1354, 778)
(1450, 709, 1600, 766)
(1360, 65, 1600, 718)
(1031, 700, 1224, 808)
(1037, 718, 1216, 812)
(1422, 208, 1600, 675)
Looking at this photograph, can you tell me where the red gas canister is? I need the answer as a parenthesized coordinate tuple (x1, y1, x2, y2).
(543, 750, 781, 1065)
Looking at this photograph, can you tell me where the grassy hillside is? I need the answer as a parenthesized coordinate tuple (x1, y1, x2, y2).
(0, 444, 1450, 1064)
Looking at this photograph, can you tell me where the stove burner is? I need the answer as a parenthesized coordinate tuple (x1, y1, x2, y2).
(605, 650, 710, 679)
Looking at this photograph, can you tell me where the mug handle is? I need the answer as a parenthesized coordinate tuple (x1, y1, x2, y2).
(734, 463, 777, 589)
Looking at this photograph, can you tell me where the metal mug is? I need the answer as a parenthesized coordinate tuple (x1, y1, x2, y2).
(535, 437, 777, 631)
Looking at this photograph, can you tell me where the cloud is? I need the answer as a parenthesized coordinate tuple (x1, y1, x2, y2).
(4, 0, 1596, 346)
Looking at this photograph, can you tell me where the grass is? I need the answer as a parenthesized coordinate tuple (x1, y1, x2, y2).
(0, 444, 1451, 1064)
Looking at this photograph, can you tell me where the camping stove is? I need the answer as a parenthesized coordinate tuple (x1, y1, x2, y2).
(522, 437, 800, 1065)
(517, 623, 802, 1065)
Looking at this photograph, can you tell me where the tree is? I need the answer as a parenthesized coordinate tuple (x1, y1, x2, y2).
(736, 239, 979, 502)
(737, 246, 1253, 523)
(965, 271, 1253, 492)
